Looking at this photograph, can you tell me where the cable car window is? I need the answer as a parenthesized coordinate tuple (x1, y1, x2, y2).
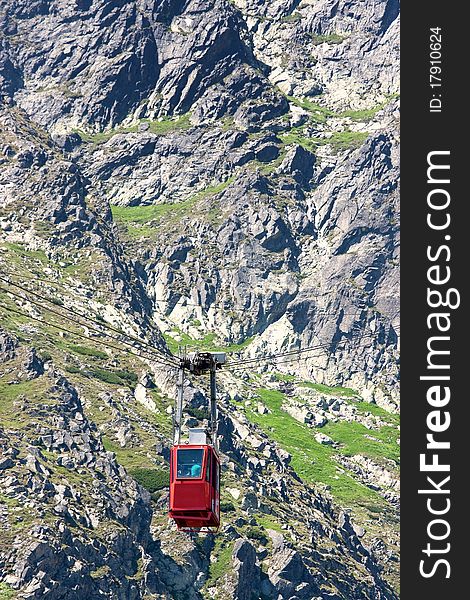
(176, 449, 204, 479)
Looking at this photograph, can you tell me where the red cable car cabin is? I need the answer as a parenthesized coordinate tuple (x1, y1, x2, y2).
(169, 444, 221, 531)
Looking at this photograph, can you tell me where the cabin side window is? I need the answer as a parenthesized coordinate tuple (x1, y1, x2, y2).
(176, 448, 204, 479)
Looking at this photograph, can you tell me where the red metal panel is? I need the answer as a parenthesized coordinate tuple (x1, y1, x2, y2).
(169, 444, 221, 531)
(172, 480, 207, 510)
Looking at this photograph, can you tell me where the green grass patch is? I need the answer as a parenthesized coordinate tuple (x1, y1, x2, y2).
(281, 12, 302, 23)
(256, 514, 284, 533)
(4, 242, 48, 263)
(69, 345, 108, 359)
(326, 130, 369, 151)
(299, 381, 358, 397)
(0, 493, 20, 508)
(287, 97, 335, 123)
(245, 526, 269, 545)
(310, 33, 345, 45)
(322, 421, 400, 464)
(74, 126, 137, 144)
(86, 368, 138, 387)
(0, 377, 48, 429)
(163, 331, 212, 354)
(246, 388, 384, 514)
(273, 372, 297, 382)
(338, 94, 398, 122)
(88, 369, 124, 385)
(0, 582, 17, 599)
(281, 124, 368, 153)
(352, 400, 399, 425)
(141, 113, 192, 135)
(286, 94, 392, 129)
(75, 113, 191, 145)
(90, 565, 111, 580)
(190, 178, 234, 202)
(340, 107, 383, 121)
(0, 378, 38, 400)
(63, 361, 136, 388)
(111, 203, 191, 225)
(249, 150, 286, 175)
(111, 178, 234, 238)
(205, 540, 234, 587)
(114, 369, 138, 383)
(223, 336, 255, 353)
(220, 115, 235, 131)
(128, 557, 144, 581)
(102, 436, 158, 470)
(129, 467, 169, 492)
(279, 128, 318, 152)
(164, 328, 254, 355)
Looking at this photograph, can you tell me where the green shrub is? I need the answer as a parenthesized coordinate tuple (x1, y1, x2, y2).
(281, 12, 302, 23)
(89, 369, 123, 385)
(220, 501, 235, 513)
(50, 297, 64, 306)
(114, 369, 138, 383)
(193, 536, 207, 554)
(65, 365, 82, 374)
(0, 582, 16, 599)
(245, 526, 269, 545)
(129, 467, 169, 492)
(205, 542, 234, 586)
(310, 33, 345, 45)
(186, 407, 210, 421)
(88, 368, 138, 386)
(90, 565, 111, 579)
(69, 345, 107, 359)
(327, 130, 368, 152)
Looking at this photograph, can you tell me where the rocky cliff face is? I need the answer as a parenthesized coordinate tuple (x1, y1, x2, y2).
(1, 0, 399, 598)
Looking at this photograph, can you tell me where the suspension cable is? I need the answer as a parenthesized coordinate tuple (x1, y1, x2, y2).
(0, 275, 179, 367)
(0, 299, 178, 370)
(225, 327, 400, 371)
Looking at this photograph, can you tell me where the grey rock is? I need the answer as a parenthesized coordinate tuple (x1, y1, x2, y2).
(277, 145, 316, 186)
(314, 433, 334, 445)
(223, 539, 261, 600)
(0, 457, 14, 470)
(268, 548, 317, 599)
(0, 329, 18, 362)
(20, 348, 44, 380)
(241, 491, 259, 512)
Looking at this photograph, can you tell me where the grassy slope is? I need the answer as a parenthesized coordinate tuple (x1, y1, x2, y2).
(75, 114, 191, 145)
(244, 388, 397, 520)
(110, 178, 234, 239)
(163, 328, 254, 355)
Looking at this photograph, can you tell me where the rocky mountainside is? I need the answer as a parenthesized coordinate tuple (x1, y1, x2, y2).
(1, 1, 400, 598)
